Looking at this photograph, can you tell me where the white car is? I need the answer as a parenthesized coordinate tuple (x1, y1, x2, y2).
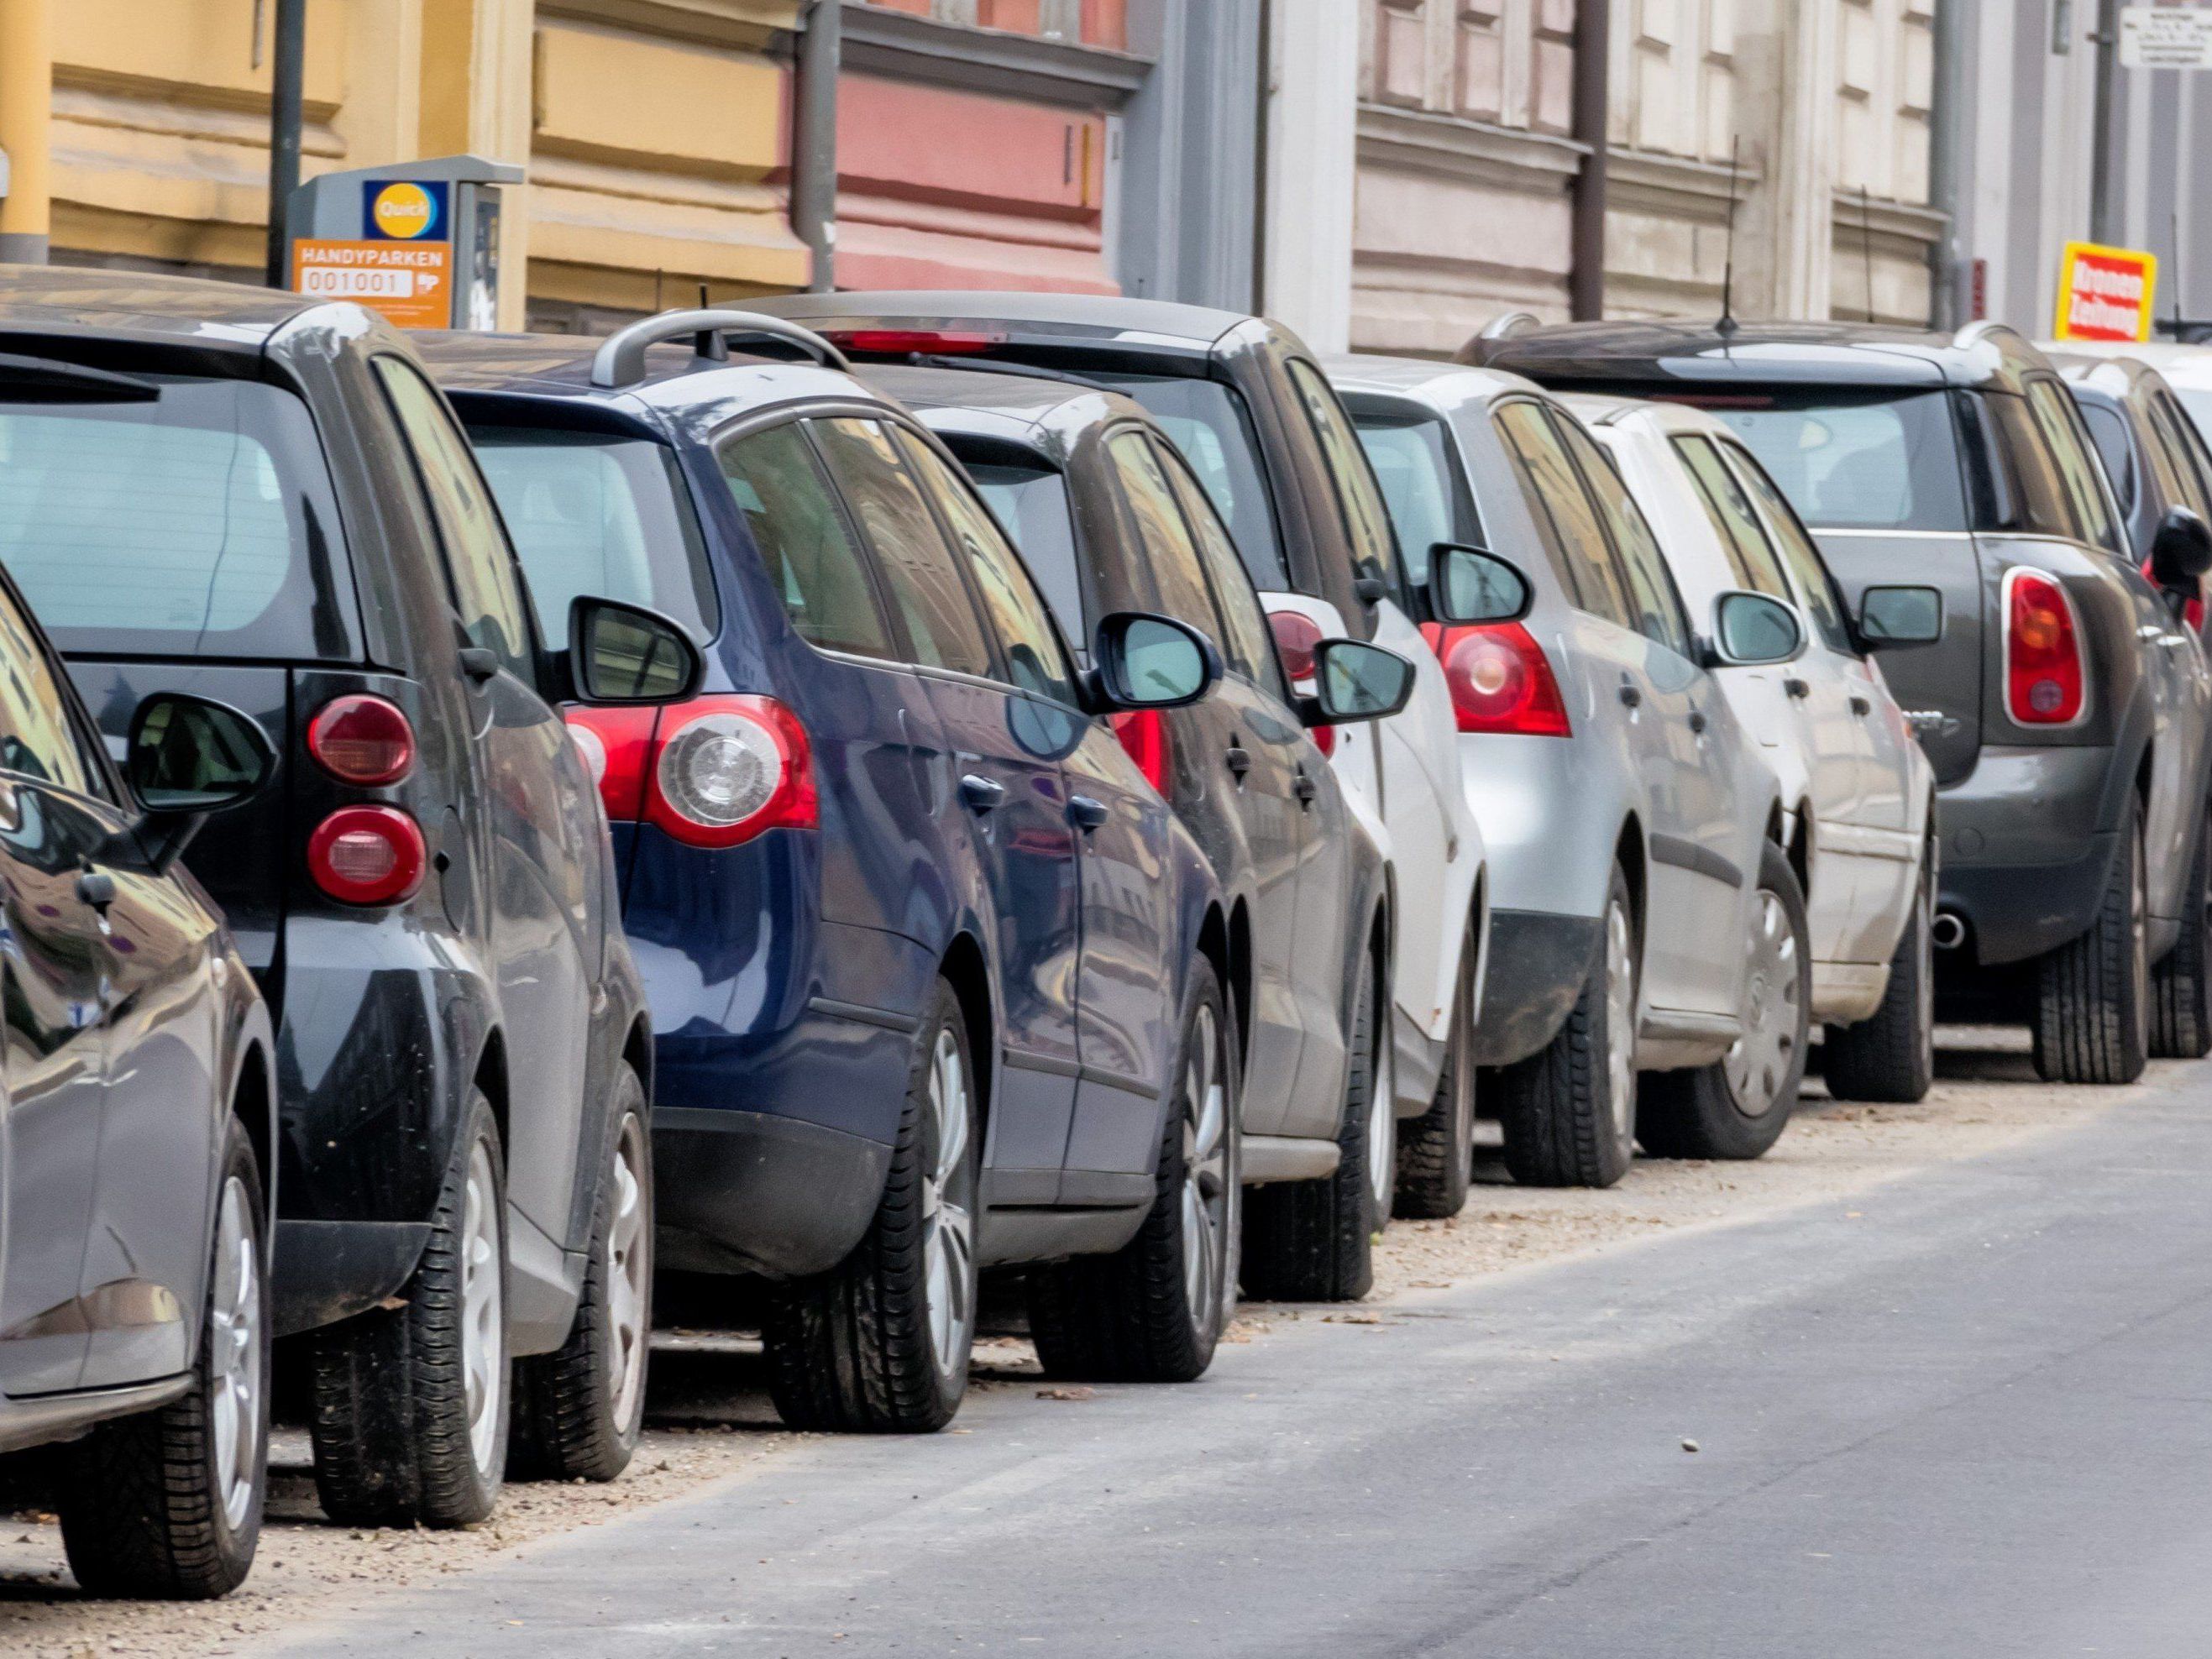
(1570, 395, 1941, 1101)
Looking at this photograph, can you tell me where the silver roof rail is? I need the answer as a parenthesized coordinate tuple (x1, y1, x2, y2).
(590, 308, 852, 389)
(1457, 310, 1544, 364)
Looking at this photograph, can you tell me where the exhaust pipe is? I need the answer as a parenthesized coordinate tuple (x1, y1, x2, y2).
(1931, 911, 1966, 950)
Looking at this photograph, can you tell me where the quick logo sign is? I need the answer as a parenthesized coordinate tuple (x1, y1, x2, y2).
(2053, 242, 2159, 343)
(364, 180, 447, 241)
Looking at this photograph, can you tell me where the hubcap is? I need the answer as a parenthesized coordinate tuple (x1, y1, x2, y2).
(1602, 901, 1637, 1150)
(1178, 1003, 1233, 1339)
(1724, 887, 1801, 1114)
(1365, 981, 1396, 1220)
(460, 1138, 505, 1478)
(605, 1116, 649, 1429)
(207, 1175, 259, 1534)
(920, 1030, 976, 1384)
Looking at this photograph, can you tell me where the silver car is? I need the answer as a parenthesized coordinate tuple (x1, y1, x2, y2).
(1331, 356, 1809, 1186)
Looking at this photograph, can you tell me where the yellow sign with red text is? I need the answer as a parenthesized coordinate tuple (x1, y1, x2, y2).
(291, 238, 452, 331)
(2053, 241, 2159, 343)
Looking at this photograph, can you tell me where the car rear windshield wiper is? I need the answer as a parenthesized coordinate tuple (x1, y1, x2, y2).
(0, 352, 161, 403)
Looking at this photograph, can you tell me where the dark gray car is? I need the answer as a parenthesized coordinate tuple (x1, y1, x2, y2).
(1471, 317, 2212, 1085)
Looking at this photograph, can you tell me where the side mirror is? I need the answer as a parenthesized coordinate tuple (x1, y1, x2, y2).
(2151, 505, 2212, 592)
(1090, 612, 1222, 711)
(1856, 584, 1945, 648)
(1706, 591, 1805, 667)
(128, 693, 277, 814)
(569, 595, 705, 704)
(1428, 543, 1533, 626)
(1303, 640, 1416, 727)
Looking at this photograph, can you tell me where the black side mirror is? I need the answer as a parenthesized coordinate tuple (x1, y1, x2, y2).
(1089, 612, 1223, 712)
(1302, 640, 1416, 727)
(1428, 543, 1533, 626)
(120, 693, 278, 873)
(1705, 591, 1805, 667)
(1856, 584, 1945, 649)
(568, 595, 705, 704)
(2151, 505, 2212, 592)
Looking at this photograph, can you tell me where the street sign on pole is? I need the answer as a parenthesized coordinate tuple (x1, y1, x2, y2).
(2053, 240, 2160, 342)
(2120, 5, 2212, 69)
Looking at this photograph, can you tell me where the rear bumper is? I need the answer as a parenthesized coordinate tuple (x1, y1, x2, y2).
(1936, 745, 2122, 969)
(1473, 908, 1599, 1068)
(654, 1107, 893, 1280)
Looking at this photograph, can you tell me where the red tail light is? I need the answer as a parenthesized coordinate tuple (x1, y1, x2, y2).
(820, 328, 1004, 357)
(2005, 569, 2086, 725)
(1111, 709, 1171, 793)
(307, 694, 415, 786)
(566, 696, 817, 850)
(1436, 623, 1572, 737)
(1266, 608, 1335, 756)
(308, 806, 426, 906)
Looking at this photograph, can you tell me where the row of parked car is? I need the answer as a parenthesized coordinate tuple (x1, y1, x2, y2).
(0, 267, 2204, 1602)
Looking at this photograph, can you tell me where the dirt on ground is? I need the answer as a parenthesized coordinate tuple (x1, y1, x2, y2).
(0, 1028, 2156, 1657)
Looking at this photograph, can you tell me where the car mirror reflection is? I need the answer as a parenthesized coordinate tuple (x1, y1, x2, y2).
(1856, 584, 1945, 649)
(1710, 591, 1805, 667)
(1428, 542, 1532, 626)
(570, 595, 705, 704)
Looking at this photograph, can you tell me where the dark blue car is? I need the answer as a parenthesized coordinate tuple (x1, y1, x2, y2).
(424, 311, 1258, 1429)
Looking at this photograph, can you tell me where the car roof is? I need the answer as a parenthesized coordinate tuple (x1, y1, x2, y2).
(2050, 350, 2180, 405)
(1466, 317, 2049, 394)
(1323, 352, 1540, 403)
(752, 290, 1261, 354)
(864, 361, 1153, 453)
(0, 265, 316, 353)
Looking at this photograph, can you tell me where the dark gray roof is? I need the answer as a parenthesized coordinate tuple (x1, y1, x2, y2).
(0, 265, 312, 348)
(752, 289, 1251, 350)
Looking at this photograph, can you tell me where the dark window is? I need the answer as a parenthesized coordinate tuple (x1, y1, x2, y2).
(716, 422, 894, 661)
(0, 580, 104, 798)
(967, 461, 1088, 637)
(1713, 390, 1969, 532)
(1162, 443, 1282, 693)
(896, 431, 1079, 707)
(375, 358, 535, 681)
(2078, 403, 2138, 518)
(1088, 372, 1286, 589)
(471, 427, 719, 645)
(1350, 411, 1478, 589)
(810, 418, 994, 678)
(1107, 429, 1224, 642)
(2152, 392, 2212, 517)
(1979, 392, 2080, 539)
(1675, 436, 1790, 597)
(1494, 400, 1629, 625)
(1724, 444, 1857, 653)
(0, 376, 355, 662)
(2028, 379, 2122, 553)
(1286, 358, 1402, 597)
(1558, 416, 1692, 657)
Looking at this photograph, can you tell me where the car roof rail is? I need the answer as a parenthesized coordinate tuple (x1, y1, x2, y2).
(590, 308, 852, 389)
(1457, 310, 1544, 364)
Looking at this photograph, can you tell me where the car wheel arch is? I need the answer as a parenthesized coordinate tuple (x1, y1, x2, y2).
(1212, 901, 1250, 1072)
(936, 932, 996, 1138)
(232, 1040, 276, 1228)
(1614, 815, 1648, 952)
(472, 1029, 511, 1166)
(621, 1015, 654, 1109)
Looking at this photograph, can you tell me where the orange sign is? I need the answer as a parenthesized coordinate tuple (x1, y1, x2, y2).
(2053, 241, 2159, 343)
(291, 238, 452, 330)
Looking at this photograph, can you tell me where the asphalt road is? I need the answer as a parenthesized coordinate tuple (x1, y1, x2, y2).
(258, 1070, 2212, 1658)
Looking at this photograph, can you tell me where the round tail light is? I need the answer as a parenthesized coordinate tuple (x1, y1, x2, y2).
(308, 806, 427, 906)
(307, 694, 416, 786)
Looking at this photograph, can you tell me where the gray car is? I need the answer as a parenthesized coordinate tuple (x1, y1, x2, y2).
(1331, 355, 1809, 1186)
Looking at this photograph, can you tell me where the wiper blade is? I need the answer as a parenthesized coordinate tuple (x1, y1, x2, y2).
(0, 352, 160, 403)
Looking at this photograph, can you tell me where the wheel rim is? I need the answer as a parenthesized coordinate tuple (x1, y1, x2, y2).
(920, 1029, 976, 1385)
(605, 1115, 650, 1430)
(207, 1175, 259, 1534)
(460, 1138, 505, 1478)
(1178, 1002, 1231, 1339)
(1723, 887, 1801, 1115)
(1602, 900, 1637, 1149)
(1365, 978, 1396, 1219)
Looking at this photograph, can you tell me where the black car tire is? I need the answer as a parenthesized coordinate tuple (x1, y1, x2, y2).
(309, 1091, 510, 1528)
(2151, 806, 2212, 1060)
(2034, 797, 2150, 1085)
(1394, 917, 1477, 1220)
(1494, 866, 1638, 1189)
(59, 1114, 268, 1599)
(1241, 939, 1387, 1302)
(511, 1065, 652, 1482)
(1823, 846, 1937, 1103)
(763, 977, 979, 1433)
(1030, 958, 1240, 1382)
(1638, 842, 1811, 1161)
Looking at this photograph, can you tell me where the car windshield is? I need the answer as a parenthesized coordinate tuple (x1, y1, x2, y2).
(1084, 372, 1287, 589)
(468, 426, 720, 644)
(967, 460, 1086, 637)
(1706, 390, 1969, 532)
(0, 377, 358, 659)
(1350, 411, 1475, 587)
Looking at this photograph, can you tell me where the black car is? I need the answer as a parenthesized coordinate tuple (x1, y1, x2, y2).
(0, 552, 278, 1598)
(1470, 317, 2212, 1084)
(0, 270, 704, 1525)
(869, 361, 1420, 1295)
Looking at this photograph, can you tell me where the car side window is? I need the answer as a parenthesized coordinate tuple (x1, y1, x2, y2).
(1161, 442, 1286, 697)
(2027, 379, 2123, 555)
(1553, 414, 1694, 657)
(1106, 429, 1231, 650)
(1725, 443, 1857, 653)
(2150, 394, 2212, 519)
(2078, 403, 2141, 518)
(717, 422, 895, 661)
(1285, 358, 1403, 600)
(1981, 392, 2080, 540)
(1674, 436, 1791, 598)
(0, 582, 103, 798)
(809, 419, 995, 680)
(894, 429, 1081, 708)
(1493, 400, 1630, 625)
(373, 358, 536, 682)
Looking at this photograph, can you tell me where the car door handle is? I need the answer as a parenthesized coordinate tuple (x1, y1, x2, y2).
(1784, 677, 1811, 699)
(2139, 622, 2167, 641)
(1225, 744, 1253, 780)
(76, 871, 116, 911)
(1618, 684, 1643, 709)
(1068, 794, 1109, 832)
(958, 774, 1006, 814)
(1849, 694, 1872, 717)
(458, 646, 501, 685)
(1687, 709, 1707, 735)
(1294, 769, 1318, 809)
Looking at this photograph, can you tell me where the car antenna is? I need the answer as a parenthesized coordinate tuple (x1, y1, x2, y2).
(1860, 185, 1878, 323)
(1717, 137, 1742, 346)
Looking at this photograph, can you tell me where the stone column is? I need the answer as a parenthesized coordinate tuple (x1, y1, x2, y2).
(1732, 0, 1838, 322)
(0, 0, 51, 264)
(1261, 0, 1360, 351)
(420, 0, 533, 328)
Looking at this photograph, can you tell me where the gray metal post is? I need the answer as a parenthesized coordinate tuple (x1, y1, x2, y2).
(1926, 0, 1968, 327)
(265, 0, 307, 288)
(2089, 0, 2123, 245)
(1568, 0, 1611, 320)
(792, 0, 841, 293)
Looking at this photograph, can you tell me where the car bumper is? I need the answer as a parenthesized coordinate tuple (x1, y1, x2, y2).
(1473, 908, 1600, 1068)
(654, 1107, 894, 1280)
(1936, 744, 2122, 969)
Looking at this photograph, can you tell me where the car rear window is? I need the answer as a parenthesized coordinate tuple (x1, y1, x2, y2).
(967, 461, 1086, 636)
(1084, 372, 1287, 590)
(469, 426, 719, 645)
(1708, 390, 1969, 532)
(0, 377, 358, 659)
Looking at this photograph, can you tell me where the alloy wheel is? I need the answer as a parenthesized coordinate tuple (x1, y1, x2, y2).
(1178, 1002, 1233, 1340)
(1724, 887, 1801, 1115)
(460, 1138, 506, 1479)
(1603, 899, 1638, 1149)
(207, 1174, 261, 1534)
(920, 1028, 977, 1384)
(605, 1115, 650, 1431)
